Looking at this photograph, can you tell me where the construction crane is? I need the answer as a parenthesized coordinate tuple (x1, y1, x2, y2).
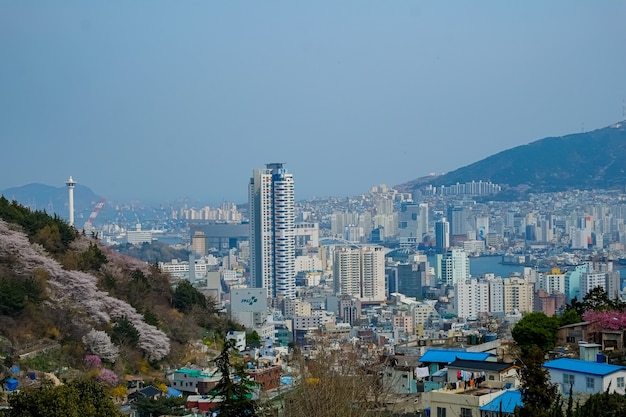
(83, 198, 106, 233)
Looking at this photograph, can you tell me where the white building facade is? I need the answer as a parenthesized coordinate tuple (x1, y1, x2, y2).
(249, 163, 296, 299)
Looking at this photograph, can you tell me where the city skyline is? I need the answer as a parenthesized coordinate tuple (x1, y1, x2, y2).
(2, 2, 626, 203)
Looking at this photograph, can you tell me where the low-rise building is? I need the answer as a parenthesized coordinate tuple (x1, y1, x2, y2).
(245, 365, 281, 391)
(479, 390, 523, 417)
(446, 359, 518, 390)
(543, 358, 626, 398)
(171, 368, 220, 395)
(422, 386, 509, 417)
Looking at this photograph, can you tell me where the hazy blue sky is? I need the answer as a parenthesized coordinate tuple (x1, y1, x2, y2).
(2, 2, 625, 204)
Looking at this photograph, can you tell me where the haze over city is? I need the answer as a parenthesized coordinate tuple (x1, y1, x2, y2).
(2, 2, 626, 204)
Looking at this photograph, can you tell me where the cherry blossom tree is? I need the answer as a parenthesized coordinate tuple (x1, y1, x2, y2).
(96, 368, 119, 387)
(583, 310, 626, 333)
(84, 354, 102, 369)
(82, 330, 119, 363)
(0, 220, 171, 361)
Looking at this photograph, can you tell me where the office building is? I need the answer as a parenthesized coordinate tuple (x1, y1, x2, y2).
(191, 231, 206, 256)
(249, 163, 296, 299)
(448, 206, 468, 243)
(435, 218, 450, 254)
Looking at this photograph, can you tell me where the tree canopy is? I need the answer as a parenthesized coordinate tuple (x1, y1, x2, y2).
(515, 345, 560, 417)
(512, 312, 559, 354)
(2, 378, 122, 417)
(211, 339, 258, 417)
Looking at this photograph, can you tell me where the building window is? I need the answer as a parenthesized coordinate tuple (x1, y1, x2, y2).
(618, 377, 625, 388)
(460, 408, 472, 417)
(563, 374, 575, 387)
(586, 377, 595, 390)
(436, 407, 446, 417)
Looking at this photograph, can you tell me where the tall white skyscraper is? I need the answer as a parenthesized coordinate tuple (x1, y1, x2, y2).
(249, 163, 296, 299)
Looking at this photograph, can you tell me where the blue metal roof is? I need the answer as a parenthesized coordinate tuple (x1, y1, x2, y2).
(419, 349, 493, 363)
(543, 358, 626, 376)
(480, 390, 523, 413)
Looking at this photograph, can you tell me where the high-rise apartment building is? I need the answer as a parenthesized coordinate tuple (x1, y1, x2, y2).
(538, 269, 566, 295)
(503, 278, 534, 314)
(249, 163, 296, 299)
(441, 248, 470, 287)
(333, 245, 386, 303)
(454, 278, 489, 319)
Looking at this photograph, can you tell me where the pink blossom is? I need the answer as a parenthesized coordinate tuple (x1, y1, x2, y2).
(0, 220, 171, 361)
(97, 368, 119, 386)
(582, 310, 626, 333)
(84, 354, 102, 369)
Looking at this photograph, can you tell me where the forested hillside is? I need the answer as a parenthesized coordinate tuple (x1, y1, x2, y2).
(0, 196, 234, 391)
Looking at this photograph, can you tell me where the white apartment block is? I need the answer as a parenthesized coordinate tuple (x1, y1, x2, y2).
(488, 277, 505, 314)
(454, 278, 490, 319)
(580, 272, 607, 299)
(462, 239, 485, 255)
(538, 270, 566, 295)
(295, 254, 322, 273)
(412, 301, 440, 326)
(312, 310, 336, 325)
(158, 256, 219, 279)
(295, 222, 319, 248)
(333, 245, 386, 303)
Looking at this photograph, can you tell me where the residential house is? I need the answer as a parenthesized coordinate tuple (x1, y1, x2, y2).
(556, 322, 591, 350)
(419, 349, 496, 374)
(245, 365, 281, 391)
(543, 358, 626, 398)
(422, 386, 509, 417)
(226, 330, 247, 352)
(170, 368, 221, 395)
(447, 359, 518, 390)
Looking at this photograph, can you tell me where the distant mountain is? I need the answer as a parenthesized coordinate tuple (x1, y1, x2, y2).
(0, 183, 103, 220)
(396, 121, 626, 197)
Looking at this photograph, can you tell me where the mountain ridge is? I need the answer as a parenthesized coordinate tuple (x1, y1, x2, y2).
(396, 120, 626, 196)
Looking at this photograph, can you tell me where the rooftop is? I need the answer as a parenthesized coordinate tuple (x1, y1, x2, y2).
(480, 390, 523, 413)
(543, 358, 626, 376)
(448, 359, 517, 373)
(419, 349, 494, 364)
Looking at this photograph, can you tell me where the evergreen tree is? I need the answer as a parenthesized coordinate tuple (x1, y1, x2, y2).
(516, 345, 559, 417)
(211, 339, 257, 416)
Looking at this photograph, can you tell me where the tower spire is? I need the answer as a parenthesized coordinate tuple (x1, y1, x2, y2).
(66, 176, 76, 226)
